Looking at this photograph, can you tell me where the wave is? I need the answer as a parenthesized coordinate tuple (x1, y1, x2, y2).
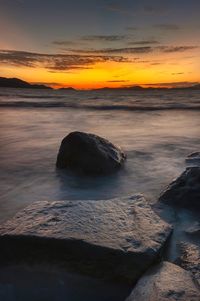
(0, 101, 200, 111)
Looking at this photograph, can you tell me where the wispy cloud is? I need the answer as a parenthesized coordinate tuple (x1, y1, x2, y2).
(52, 40, 86, 46)
(105, 2, 169, 16)
(69, 46, 153, 54)
(105, 3, 133, 16)
(0, 49, 129, 71)
(153, 24, 180, 31)
(107, 80, 130, 82)
(127, 40, 160, 46)
(68, 45, 198, 55)
(160, 46, 197, 53)
(171, 72, 184, 75)
(81, 35, 127, 42)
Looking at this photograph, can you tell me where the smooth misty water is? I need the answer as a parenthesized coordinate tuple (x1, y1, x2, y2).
(0, 88, 200, 301)
(0, 89, 200, 223)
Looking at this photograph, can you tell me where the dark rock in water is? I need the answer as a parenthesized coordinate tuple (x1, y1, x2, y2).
(185, 222, 200, 239)
(159, 167, 200, 211)
(125, 261, 200, 301)
(186, 152, 200, 166)
(0, 195, 172, 283)
(56, 131, 126, 174)
(176, 242, 200, 286)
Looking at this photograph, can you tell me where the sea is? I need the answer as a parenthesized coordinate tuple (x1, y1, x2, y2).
(0, 87, 199, 301)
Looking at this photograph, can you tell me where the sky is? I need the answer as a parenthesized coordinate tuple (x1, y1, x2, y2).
(0, 0, 200, 89)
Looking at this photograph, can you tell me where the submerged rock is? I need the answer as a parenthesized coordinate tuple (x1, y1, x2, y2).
(56, 131, 126, 174)
(0, 195, 172, 283)
(159, 167, 200, 211)
(125, 261, 200, 301)
(176, 242, 200, 286)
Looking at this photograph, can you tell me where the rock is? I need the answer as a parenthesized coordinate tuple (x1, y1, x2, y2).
(56, 131, 126, 174)
(176, 242, 200, 286)
(125, 261, 200, 301)
(159, 167, 200, 211)
(185, 222, 200, 239)
(0, 195, 172, 283)
(186, 152, 200, 166)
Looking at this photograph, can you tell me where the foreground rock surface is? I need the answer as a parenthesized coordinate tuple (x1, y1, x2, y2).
(56, 131, 126, 174)
(176, 242, 200, 286)
(126, 261, 200, 301)
(159, 167, 200, 211)
(0, 195, 171, 283)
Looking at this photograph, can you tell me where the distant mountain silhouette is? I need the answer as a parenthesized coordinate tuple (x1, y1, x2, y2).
(94, 84, 200, 91)
(0, 77, 199, 91)
(58, 87, 76, 91)
(182, 84, 200, 90)
(0, 77, 51, 89)
(94, 85, 144, 91)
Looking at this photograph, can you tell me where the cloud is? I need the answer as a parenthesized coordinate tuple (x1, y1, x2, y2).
(81, 35, 127, 42)
(153, 24, 180, 30)
(52, 40, 86, 46)
(107, 80, 130, 82)
(0, 45, 197, 72)
(128, 40, 160, 46)
(171, 72, 184, 75)
(68, 45, 198, 55)
(105, 2, 169, 16)
(69, 46, 153, 54)
(160, 46, 197, 53)
(105, 3, 133, 15)
(0, 49, 130, 71)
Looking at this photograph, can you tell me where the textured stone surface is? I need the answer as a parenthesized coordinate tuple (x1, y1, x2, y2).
(176, 242, 200, 286)
(126, 261, 200, 301)
(185, 222, 200, 239)
(159, 167, 200, 210)
(56, 131, 126, 174)
(0, 195, 172, 283)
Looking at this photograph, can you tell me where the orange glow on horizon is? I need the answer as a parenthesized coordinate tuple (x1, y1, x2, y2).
(1, 51, 199, 90)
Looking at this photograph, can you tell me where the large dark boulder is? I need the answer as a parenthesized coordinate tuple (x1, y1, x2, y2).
(126, 261, 200, 301)
(56, 131, 126, 174)
(159, 167, 200, 211)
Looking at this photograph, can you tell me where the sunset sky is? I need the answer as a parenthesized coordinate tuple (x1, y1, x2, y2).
(0, 0, 200, 89)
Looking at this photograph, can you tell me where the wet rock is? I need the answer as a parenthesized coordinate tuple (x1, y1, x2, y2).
(176, 242, 200, 286)
(125, 261, 200, 301)
(185, 222, 200, 239)
(186, 152, 200, 166)
(159, 167, 200, 211)
(56, 131, 126, 174)
(0, 195, 172, 283)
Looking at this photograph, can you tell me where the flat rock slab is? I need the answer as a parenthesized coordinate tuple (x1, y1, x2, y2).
(0, 195, 172, 283)
(126, 261, 200, 301)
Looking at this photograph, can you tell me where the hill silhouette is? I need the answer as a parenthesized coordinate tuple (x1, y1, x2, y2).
(0, 77, 51, 89)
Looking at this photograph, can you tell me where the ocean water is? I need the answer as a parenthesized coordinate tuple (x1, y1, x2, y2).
(0, 88, 200, 223)
(0, 88, 200, 300)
